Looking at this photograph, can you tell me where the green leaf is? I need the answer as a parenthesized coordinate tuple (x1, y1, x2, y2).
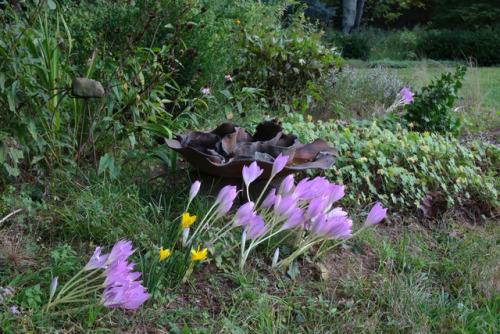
(47, 0, 56, 10)
(98, 153, 114, 176)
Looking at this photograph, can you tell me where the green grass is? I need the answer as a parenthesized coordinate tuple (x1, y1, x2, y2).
(347, 59, 500, 130)
(1, 164, 499, 332)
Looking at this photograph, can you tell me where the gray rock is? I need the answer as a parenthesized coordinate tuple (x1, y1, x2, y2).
(72, 78, 104, 98)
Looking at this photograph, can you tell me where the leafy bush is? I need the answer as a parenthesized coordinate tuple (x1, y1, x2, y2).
(328, 32, 371, 60)
(236, 31, 341, 108)
(417, 29, 500, 66)
(403, 65, 466, 137)
(0, 1, 204, 180)
(281, 114, 499, 211)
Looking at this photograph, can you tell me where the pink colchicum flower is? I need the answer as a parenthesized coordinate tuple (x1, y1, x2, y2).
(363, 202, 388, 227)
(50, 277, 58, 299)
(311, 214, 353, 239)
(325, 184, 345, 210)
(103, 260, 139, 287)
(328, 207, 348, 218)
(84, 246, 110, 271)
(189, 181, 201, 202)
(397, 86, 414, 105)
(215, 185, 238, 207)
(99, 241, 151, 309)
(280, 208, 305, 231)
(273, 194, 298, 219)
(278, 174, 295, 196)
(233, 201, 255, 227)
(216, 201, 234, 219)
(310, 213, 328, 236)
(324, 216, 353, 240)
(272, 248, 280, 267)
(105, 240, 135, 265)
(306, 196, 329, 220)
(242, 162, 263, 188)
(271, 154, 288, 177)
(246, 215, 269, 240)
(101, 280, 150, 310)
(261, 189, 277, 208)
(225, 74, 233, 82)
(292, 177, 311, 200)
(201, 86, 211, 95)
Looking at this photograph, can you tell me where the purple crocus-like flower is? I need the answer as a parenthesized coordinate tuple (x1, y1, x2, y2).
(215, 185, 238, 206)
(308, 177, 330, 198)
(272, 247, 280, 267)
(261, 188, 277, 208)
(189, 181, 201, 202)
(246, 215, 269, 240)
(103, 260, 140, 287)
(310, 213, 328, 236)
(280, 208, 305, 231)
(278, 174, 295, 196)
(306, 196, 329, 220)
(363, 202, 388, 227)
(292, 177, 311, 200)
(216, 201, 234, 219)
(326, 184, 345, 209)
(102, 280, 151, 310)
(324, 216, 353, 240)
(273, 194, 298, 219)
(106, 240, 135, 265)
(84, 246, 110, 271)
(99, 240, 151, 310)
(271, 154, 288, 177)
(327, 207, 348, 218)
(242, 161, 263, 187)
(397, 86, 414, 105)
(233, 202, 255, 227)
(50, 277, 58, 298)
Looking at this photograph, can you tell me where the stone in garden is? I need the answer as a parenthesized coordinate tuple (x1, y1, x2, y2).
(72, 78, 104, 98)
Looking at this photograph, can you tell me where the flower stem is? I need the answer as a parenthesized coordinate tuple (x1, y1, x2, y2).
(312, 227, 367, 261)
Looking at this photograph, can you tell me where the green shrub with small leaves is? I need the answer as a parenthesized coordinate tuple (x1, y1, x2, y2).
(403, 65, 467, 137)
(281, 114, 499, 212)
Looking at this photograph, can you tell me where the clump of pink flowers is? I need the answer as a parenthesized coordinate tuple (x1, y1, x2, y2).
(386, 86, 414, 113)
(397, 86, 414, 105)
(200, 85, 211, 95)
(181, 154, 388, 271)
(46, 240, 150, 313)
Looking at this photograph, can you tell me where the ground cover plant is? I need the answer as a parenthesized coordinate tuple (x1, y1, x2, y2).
(1, 0, 499, 333)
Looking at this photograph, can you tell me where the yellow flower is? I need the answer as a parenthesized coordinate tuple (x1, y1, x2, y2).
(236, 19, 241, 24)
(408, 122, 414, 128)
(191, 246, 207, 261)
(307, 115, 313, 122)
(159, 247, 171, 262)
(359, 157, 368, 162)
(182, 212, 196, 229)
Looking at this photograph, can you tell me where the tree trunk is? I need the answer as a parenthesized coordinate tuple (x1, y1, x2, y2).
(353, 0, 365, 29)
(342, 0, 357, 34)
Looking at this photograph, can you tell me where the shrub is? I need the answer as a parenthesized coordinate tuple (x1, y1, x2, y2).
(417, 29, 500, 66)
(403, 65, 466, 137)
(331, 32, 371, 60)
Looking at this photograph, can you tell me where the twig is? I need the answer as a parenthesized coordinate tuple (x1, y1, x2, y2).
(0, 209, 23, 224)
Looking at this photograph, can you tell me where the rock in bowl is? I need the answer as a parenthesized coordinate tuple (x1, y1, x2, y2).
(164, 121, 338, 179)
